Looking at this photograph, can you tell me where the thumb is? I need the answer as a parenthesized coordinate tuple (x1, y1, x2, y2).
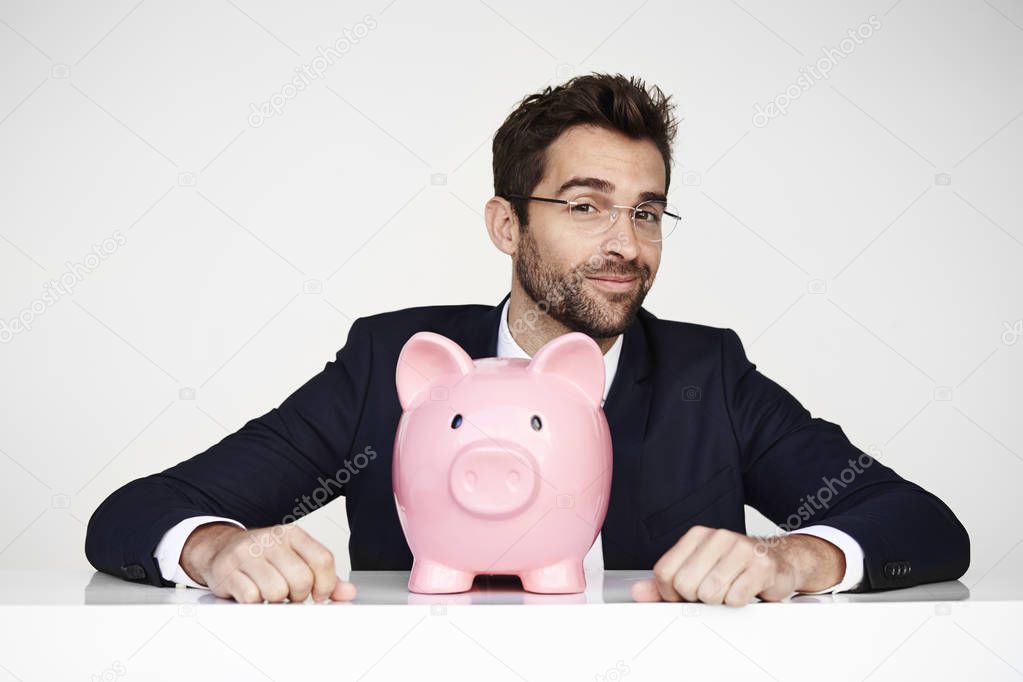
(330, 577, 357, 602)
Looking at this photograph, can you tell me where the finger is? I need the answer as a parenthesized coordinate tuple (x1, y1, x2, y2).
(240, 560, 290, 603)
(223, 571, 261, 604)
(672, 529, 740, 602)
(266, 545, 316, 603)
(651, 525, 713, 602)
(630, 578, 662, 602)
(723, 567, 769, 607)
(696, 539, 755, 605)
(330, 578, 357, 602)
(287, 527, 339, 602)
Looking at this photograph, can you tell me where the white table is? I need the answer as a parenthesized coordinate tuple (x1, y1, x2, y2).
(0, 570, 1020, 681)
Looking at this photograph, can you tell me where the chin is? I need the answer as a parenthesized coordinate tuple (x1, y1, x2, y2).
(582, 298, 634, 335)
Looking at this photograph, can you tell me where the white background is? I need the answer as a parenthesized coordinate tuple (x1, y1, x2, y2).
(0, 0, 1020, 606)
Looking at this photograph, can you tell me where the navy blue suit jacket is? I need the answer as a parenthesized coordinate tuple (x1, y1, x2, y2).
(86, 292, 969, 590)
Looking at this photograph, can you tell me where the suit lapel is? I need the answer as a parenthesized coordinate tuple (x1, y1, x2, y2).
(600, 310, 654, 567)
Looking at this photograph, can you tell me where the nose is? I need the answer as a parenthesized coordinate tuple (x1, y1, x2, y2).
(448, 443, 540, 518)
(603, 214, 640, 261)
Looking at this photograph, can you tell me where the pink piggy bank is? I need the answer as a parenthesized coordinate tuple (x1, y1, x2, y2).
(392, 330, 613, 594)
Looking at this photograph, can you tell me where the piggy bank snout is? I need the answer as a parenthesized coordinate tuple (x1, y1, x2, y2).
(448, 444, 540, 518)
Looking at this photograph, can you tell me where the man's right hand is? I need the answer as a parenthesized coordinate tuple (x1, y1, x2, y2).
(180, 522, 357, 603)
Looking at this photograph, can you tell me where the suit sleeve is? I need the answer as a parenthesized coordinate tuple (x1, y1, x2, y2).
(85, 317, 374, 587)
(719, 327, 970, 591)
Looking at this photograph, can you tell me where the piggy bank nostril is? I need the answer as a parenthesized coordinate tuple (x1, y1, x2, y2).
(506, 470, 520, 488)
(464, 470, 477, 491)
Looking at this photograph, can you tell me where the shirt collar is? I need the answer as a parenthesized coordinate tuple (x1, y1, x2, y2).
(496, 295, 624, 407)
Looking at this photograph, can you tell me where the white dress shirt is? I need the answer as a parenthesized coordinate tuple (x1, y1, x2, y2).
(155, 296, 863, 594)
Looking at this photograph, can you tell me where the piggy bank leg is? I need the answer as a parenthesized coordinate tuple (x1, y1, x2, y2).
(519, 558, 586, 594)
(408, 558, 475, 594)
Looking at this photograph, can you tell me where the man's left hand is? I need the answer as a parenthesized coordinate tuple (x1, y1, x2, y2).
(630, 525, 845, 606)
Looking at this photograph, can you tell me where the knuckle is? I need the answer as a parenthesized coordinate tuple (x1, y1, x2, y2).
(732, 540, 755, 563)
(698, 574, 723, 600)
(652, 564, 673, 586)
(237, 585, 261, 603)
(314, 574, 338, 600)
(233, 541, 255, 560)
(308, 547, 335, 571)
(292, 573, 314, 596)
(673, 573, 697, 602)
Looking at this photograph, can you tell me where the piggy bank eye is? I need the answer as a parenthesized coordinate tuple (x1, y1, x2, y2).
(451, 414, 463, 429)
(530, 415, 542, 431)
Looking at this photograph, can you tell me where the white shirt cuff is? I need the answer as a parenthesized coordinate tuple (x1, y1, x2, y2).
(787, 524, 865, 594)
(153, 515, 246, 588)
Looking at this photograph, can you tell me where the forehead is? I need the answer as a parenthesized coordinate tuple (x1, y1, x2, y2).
(541, 124, 666, 194)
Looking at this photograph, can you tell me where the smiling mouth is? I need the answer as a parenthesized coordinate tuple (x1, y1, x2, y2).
(586, 275, 638, 292)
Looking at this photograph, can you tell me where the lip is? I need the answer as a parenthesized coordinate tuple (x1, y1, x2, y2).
(587, 275, 638, 292)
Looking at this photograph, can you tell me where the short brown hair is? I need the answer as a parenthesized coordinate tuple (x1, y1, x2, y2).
(492, 72, 678, 227)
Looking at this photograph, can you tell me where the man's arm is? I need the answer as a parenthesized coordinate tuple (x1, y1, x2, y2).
(84, 317, 374, 592)
(634, 328, 968, 605)
(720, 327, 970, 591)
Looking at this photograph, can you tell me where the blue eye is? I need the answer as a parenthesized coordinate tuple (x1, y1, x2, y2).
(451, 414, 463, 429)
(531, 415, 542, 431)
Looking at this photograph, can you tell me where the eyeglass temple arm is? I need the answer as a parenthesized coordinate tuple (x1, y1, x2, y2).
(505, 194, 568, 206)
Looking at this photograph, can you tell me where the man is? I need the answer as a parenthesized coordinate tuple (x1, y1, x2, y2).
(85, 73, 970, 606)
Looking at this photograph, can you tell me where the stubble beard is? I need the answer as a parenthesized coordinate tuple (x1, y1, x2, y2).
(514, 229, 650, 339)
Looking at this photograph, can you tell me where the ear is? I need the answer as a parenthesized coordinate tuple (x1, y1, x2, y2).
(484, 195, 520, 257)
(527, 332, 605, 407)
(396, 332, 475, 410)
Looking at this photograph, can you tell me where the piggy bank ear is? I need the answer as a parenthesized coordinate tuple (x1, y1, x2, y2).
(527, 332, 605, 406)
(396, 331, 475, 410)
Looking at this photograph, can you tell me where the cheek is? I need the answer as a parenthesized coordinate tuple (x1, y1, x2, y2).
(642, 247, 661, 277)
(535, 230, 589, 271)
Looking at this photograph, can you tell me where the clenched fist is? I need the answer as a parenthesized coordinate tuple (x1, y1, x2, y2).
(631, 525, 844, 606)
(180, 522, 357, 603)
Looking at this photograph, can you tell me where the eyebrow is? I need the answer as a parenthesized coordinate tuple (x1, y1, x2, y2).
(555, 176, 667, 203)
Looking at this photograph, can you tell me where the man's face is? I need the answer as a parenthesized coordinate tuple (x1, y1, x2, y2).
(514, 124, 665, 338)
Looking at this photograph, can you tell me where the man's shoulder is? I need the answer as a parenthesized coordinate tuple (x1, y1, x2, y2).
(352, 300, 493, 336)
(638, 307, 728, 346)
(635, 307, 744, 372)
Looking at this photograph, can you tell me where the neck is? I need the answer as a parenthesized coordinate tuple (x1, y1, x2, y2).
(507, 281, 619, 356)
